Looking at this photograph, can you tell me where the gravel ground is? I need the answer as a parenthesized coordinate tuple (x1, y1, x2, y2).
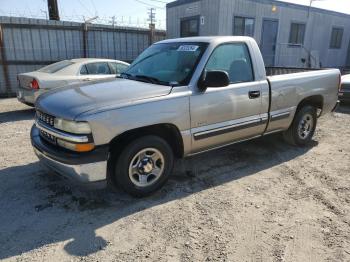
(0, 98, 349, 262)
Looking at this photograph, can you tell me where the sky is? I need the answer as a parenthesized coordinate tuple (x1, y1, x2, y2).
(0, 0, 350, 30)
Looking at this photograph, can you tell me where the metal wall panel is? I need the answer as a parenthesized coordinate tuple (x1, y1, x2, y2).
(167, 0, 350, 69)
(0, 16, 166, 96)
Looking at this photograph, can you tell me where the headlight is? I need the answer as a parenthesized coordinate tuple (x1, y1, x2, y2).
(54, 118, 91, 134)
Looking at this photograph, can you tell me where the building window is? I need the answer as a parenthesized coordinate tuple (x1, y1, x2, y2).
(330, 27, 343, 49)
(289, 23, 306, 46)
(180, 17, 199, 37)
(233, 16, 255, 37)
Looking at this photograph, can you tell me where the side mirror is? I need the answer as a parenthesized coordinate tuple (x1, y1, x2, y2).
(198, 70, 230, 90)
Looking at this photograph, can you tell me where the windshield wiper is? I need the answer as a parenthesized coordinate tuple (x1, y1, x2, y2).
(133, 75, 163, 84)
(118, 73, 170, 86)
(118, 72, 132, 79)
(132, 74, 170, 86)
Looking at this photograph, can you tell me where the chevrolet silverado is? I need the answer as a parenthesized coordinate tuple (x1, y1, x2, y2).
(31, 36, 340, 196)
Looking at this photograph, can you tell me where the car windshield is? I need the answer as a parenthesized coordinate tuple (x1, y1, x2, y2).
(38, 60, 74, 73)
(123, 42, 208, 86)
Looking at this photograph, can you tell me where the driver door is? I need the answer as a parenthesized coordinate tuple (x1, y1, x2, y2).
(190, 43, 268, 153)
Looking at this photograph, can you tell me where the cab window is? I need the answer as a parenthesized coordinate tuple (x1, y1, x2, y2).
(205, 43, 254, 83)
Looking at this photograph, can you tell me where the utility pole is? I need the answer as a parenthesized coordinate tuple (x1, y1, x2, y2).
(148, 8, 156, 45)
(82, 16, 99, 58)
(47, 0, 60, 21)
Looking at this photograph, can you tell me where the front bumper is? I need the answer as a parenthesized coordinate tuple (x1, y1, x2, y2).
(31, 125, 109, 186)
(17, 87, 45, 105)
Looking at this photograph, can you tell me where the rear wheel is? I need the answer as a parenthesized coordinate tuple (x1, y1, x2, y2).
(112, 135, 174, 197)
(283, 105, 317, 146)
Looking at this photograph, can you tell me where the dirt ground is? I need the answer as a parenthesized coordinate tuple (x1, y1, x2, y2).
(0, 98, 349, 262)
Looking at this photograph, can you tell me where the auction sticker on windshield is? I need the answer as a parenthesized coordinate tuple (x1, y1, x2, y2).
(177, 45, 199, 52)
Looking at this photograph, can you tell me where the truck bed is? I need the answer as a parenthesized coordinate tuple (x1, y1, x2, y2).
(264, 68, 340, 134)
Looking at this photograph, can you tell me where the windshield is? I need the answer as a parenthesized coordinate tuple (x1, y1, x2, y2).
(123, 42, 208, 86)
(38, 60, 74, 73)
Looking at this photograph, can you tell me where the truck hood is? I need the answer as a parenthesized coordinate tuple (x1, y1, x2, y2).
(36, 78, 172, 120)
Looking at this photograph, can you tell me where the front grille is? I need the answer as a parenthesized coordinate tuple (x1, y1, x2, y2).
(37, 110, 55, 127)
(341, 84, 350, 91)
(39, 129, 57, 145)
(36, 110, 57, 145)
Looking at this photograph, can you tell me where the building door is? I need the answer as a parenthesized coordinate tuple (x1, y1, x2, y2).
(261, 19, 279, 66)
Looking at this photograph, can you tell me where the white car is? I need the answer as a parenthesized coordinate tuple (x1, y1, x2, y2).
(17, 58, 130, 106)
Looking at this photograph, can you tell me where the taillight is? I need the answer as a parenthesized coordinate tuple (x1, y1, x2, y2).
(30, 79, 39, 89)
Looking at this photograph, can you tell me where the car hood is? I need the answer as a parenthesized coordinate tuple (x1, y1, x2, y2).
(36, 78, 172, 120)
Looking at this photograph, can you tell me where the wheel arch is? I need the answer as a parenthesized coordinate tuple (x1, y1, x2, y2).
(296, 95, 324, 113)
(108, 123, 185, 160)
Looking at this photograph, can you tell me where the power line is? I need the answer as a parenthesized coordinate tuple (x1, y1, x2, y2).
(133, 0, 164, 9)
(77, 0, 94, 16)
(89, 0, 98, 15)
(148, 0, 170, 4)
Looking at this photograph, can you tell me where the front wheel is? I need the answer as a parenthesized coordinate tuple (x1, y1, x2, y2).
(112, 135, 174, 197)
(283, 105, 317, 146)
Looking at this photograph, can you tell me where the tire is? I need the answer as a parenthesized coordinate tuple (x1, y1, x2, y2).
(112, 135, 174, 197)
(283, 105, 317, 146)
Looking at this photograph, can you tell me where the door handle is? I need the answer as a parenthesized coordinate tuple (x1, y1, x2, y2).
(248, 90, 261, 99)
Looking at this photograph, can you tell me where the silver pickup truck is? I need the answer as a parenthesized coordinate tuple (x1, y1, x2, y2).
(31, 36, 340, 196)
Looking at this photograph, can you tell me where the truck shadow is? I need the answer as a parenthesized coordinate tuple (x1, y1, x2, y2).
(336, 103, 350, 114)
(0, 134, 316, 258)
(0, 108, 35, 124)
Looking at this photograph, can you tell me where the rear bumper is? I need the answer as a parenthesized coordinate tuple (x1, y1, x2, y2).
(31, 125, 109, 187)
(17, 87, 45, 105)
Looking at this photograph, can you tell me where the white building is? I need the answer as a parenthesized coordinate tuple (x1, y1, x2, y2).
(166, 0, 350, 69)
